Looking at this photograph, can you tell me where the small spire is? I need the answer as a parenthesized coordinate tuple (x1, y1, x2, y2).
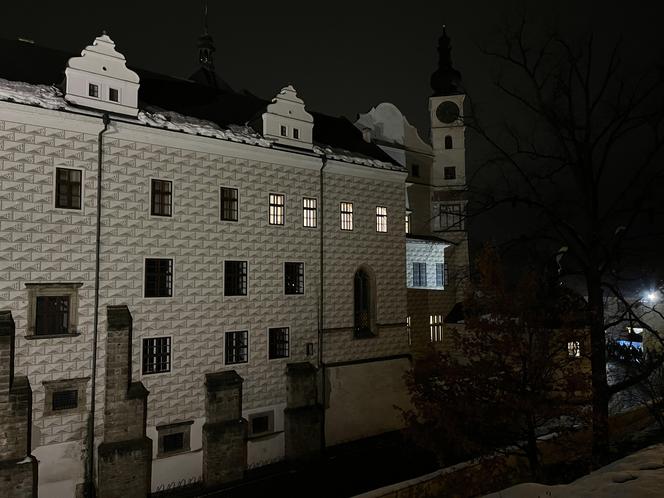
(430, 25, 462, 96)
(198, 0, 215, 69)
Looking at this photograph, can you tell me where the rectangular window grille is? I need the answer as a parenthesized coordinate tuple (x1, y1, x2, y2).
(88, 83, 99, 97)
(220, 187, 239, 221)
(269, 193, 285, 225)
(55, 168, 82, 209)
(35, 296, 69, 335)
(109, 87, 119, 102)
(224, 260, 248, 296)
(268, 327, 290, 359)
(444, 166, 457, 180)
(376, 206, 387, 232)
(144, 258, 173, 297)
(439, 203, 464, 230)
(436, 263, 444, 287)
(413, 262, 427, 287)
(52, 390, 78, 411)
(225, 330, 249, 364)
(303, 197, 317, 228)
(151, 179, 172, 217)
(430, 315, 443, 342)
(340, 202, 353, 230)
(142, 337, 171, 374)
(248, 411, 274, 436)
(284, 262, 304, 295)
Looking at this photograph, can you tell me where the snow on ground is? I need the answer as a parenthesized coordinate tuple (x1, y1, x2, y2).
(483, 444, 664, 498)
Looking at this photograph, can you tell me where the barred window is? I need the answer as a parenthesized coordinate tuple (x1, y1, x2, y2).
(220, 187, 239, 221)
(88, 83, 99, 97)
(35, 296, 69, 336)
(430, 315, 443, 342)
(439, 203, 464, 230)
(269, 193, 285, 225)
(405, 214, 411, 234)
(303, 197, 317, 228)
(268, 327, 290, 359)
(52, 390, 78, 411)
(444, 166, 456, 180)
(224, 260, 248, 296)
(413, 262, 427, 287)
(157, 421, 192, 457)
(109, 87, 119, 102)
(225, 330, 248, 364)
(376, 206, 387, 232)
(142, 337, 171, 374)
(144, 258, 173, 298)
(340, 202, 353, 231)
(151, 179, 172, 217)
(284, 262, 304, 295)
(55, 167, 82, 209)
(568, 341, 581, 357)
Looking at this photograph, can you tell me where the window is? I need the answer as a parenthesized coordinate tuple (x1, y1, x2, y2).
(406, 316, 412, 346)
(413, 262, 427, 287)
(144, 258, 173, 298)
(445, 135, 453, 149)
(55, 167, 82, 209)
(439, 203, 464, 230)
(52, 390, 78, 411)
(157, 421, 192, 457)
(268, 327, 290, 359)
(430, 315, 443, 342)
(411, 164, 420, 178)
(88, 83, 99, 98)
(26, 283, 82, 337)
(225, 330, 248, 364)
(151, 179, 172, 217)
(293, 128, 300, 139)
(220, 187, 239, 221)
(284, 262, 304, 295)
(405, 214, 411, 234)
(303, 197, 317, 228)
(568, 341, 581, 357)
(269, 193, 285, 225)
(436, 263, 444, 287)
(280, 125, 287, 137)
(340, 202, 353, 231)
(444, 166, 456, 180)
(248, 411, 274, 437)
(376, 206, 387, 232)
(224, 260, 248, 296)
(43, 378, 88, 416)
(354, 269, 374, 337)
(142, 337, 171, 374)
(109, 87, 119, 102)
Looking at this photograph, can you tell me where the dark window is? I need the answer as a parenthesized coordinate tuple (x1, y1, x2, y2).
(109, 88, 119, 102)
(35, 296, 69, 335)
(151, 179, 172, 217)
(444, 166, 456, 180)
(269, 327, 290, 359)
(225, 330, 248, 364)
(52, 390, 78, 411)
(162, 432, 184, 453)
(303, 197, 317, 227)
(224, 260, 248, 296)
(142, 337, 171, 374)
(413, 262, 427, 287)
(411, 164, 420, 178)
(280, 125, 287, 137)
(251, 415, 270, 434)
(340, 202, 353, 230)
(445, 135, 453, 149)
(220, 187, 239, 221)
(269, 193, 285, 225)
(55, 168, 82, 209)
(436, 263, 444, 286)
(144, 258, 173, 298)
(293, 128, 300, 139)
(284, 262, 304, 295)
(88, 83, 99, 97)
(354, 269, 372, 337)
(439, 203, 464, 230)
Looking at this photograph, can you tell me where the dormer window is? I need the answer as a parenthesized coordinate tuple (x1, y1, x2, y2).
(280, 125, 288, 137)
(293, 128, 300, 139)
(109, 88, 119, 102)
(88, 83, 99, 98)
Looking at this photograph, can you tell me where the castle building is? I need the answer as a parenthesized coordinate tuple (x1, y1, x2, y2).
(0, 24, 469, 498)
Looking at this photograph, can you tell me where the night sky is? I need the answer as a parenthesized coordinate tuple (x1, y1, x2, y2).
(2, 1, 660, 138)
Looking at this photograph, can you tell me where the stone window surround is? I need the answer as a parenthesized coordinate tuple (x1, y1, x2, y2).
(247, 410, 275, 439)
(42, 377, 89, 417)
(156, 420, 193, 458)
(25, 282, 83, 339)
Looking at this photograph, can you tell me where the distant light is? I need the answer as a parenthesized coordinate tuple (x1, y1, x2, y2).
(644, 291, 660, 304)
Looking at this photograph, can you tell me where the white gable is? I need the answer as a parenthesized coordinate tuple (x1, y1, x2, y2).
(65, 34, 140, 117)
(262, 85, 314, 150)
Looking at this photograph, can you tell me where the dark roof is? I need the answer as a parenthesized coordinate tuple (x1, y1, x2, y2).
(406, 233, 457, 245)
(0, 38, 398, 166)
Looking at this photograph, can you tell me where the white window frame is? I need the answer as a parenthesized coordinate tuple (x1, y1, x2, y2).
(223, 259, 249, 297)
(283, 261, 305, 296)
(376, 206, 388, 233)
(267, 325, 290, 360)
(225, 329, 250, 365)
(141, 336, 173, 375)
(219, 185, 240, 222)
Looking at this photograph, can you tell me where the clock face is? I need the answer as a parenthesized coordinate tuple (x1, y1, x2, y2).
(436, 101, 460, 124)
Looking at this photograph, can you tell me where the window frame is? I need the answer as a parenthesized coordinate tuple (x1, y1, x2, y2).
(142, 336, 172, 375)
(269, 193, 285, 226)
(156, 421, 193, 458)
(340, 202, 354, 231)
(54, 167, 83, 210)
(444, 135, 453, 149)
(353, 268, 375, 338)
(108, 87, 120, 102)
(143, 257, 174, 298)
(293, 128, 300, 140)
(219, 186, 239, 222)
(26, 283, 82, 339)
(405, 213, 411, 234)
(247, 410, 275, 438)
(303, 197, 318, 228)
(430, 314, 443, 342)
(376, 206, 388, 233)
(444, 166, 457, 180)
(224, 260, 248, 297)
(88, 82, 100, 99)
(150, 178, 173, 218)
(280, 125, 288, 137)
(225, 330, 249, 365)
(284, 262, 305, 295)
(438, 203, 464, 231)
(567, 341, 581, 358)
(412, 262, 427, 287)
(435, 262, 445, 287)
(268, 326, 290, 360)
(42, 378, 89, 417)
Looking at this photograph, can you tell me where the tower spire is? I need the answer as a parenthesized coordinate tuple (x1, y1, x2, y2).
(198, 0, 215, 70)
(430, 25, 462, 96)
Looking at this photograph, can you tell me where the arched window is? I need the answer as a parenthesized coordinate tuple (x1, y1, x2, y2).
(444, 135, 453, 149)
(354, 269, 374, 337)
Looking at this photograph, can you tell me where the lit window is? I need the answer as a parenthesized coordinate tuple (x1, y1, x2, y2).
(225, 330, 248, 364)
(144, 258, 173, 298)
(284, 262, 304, 295)
(445, 135, 453, 149)
(220, 187, 239, 221)
(142, 337, 171, 374)
(430, 315, 443, 342)
(340, 202, 353, 230)
(376, 206, 387, 232)
(224, 261, 248, 296)
(55, 167, 82, 209)
(88, 83, 99, 98)
(439, 203, 464, 230)
(405, 214, 411, 234)
(567, 341, 581, 357)
(280, 125, 288, 137)
(293, 128, 300, 139)
(268, 327, 289, 359)
(406, 316, 412, 346)
(151, 179, 172, 217)
(269, 193, 285, 225)
(627, 327, 644, 334)
(303, 197, 317, 228)
(109, 87, 119, 102)
(444, 166, 456, 180)
(413, 262, 427, 287)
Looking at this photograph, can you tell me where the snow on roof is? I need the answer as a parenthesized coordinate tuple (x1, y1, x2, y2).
(0, 77, 400, 171)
